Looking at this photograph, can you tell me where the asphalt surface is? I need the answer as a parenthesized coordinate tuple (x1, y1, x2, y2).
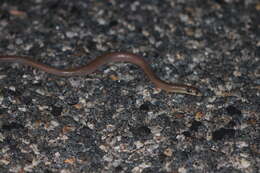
(0, 0, 259, 173)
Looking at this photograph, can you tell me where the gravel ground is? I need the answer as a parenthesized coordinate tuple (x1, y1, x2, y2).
(0, 0, 259, 173)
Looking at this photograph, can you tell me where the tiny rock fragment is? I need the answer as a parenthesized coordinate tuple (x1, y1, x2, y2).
(109, 74, 119, 81)
(195, 112, 204, 120)
(164, 148, 173, 157)
(9, 9, 27, 17)
(62, 126, 75, 134)
(64, 157, 76, 164)
(73, 103, 83, 109)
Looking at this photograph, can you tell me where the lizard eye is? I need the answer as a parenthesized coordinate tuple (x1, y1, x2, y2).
(186, 87, 201, 96)
(186, 88, 194, 94)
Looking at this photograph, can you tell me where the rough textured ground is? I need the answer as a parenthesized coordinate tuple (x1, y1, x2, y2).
(0, 0, 259, 173)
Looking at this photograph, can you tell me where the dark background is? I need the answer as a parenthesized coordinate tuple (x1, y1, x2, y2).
(0, 0, 259, 172)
